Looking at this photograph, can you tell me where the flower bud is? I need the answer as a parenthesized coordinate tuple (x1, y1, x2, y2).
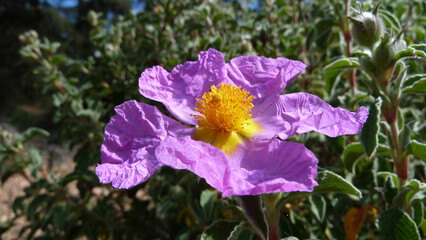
(373, 34, 393, 68)
(372, 33, 407, 85)
(348, 2, 383, 48)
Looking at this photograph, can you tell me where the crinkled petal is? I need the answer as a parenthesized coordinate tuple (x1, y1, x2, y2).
(155, 136, 229, 192)
(281, 93, 369, 137)
(139, 49, 226, 125)
(250, 95, 299, 140)
(226, 56, 306, 106)
(222, 139, 318, 198)
(96, 100, 191, 189)
(155, 137, 318, 198)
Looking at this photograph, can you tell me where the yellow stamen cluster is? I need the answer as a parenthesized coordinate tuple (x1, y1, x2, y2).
(191, 84, 260, 155)
(192, 83, 254, 133)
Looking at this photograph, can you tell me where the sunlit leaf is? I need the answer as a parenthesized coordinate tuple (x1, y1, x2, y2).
(359, 98, 381, 157)
(378, 208, 420, 240)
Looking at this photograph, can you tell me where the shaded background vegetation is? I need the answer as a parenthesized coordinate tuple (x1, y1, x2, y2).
(0, 0, 424, 239)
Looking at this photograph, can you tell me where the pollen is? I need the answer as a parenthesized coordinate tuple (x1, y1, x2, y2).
(191, 84, 260, 154)
(192, 83, 254, 133)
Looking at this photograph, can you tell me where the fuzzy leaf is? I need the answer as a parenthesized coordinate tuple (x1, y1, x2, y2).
(324, 58, 360, 94)
(201, 221, 242, 240)
(20, 127, 50, 142)
(314, 169, 362, 198)
(226, 222, 247, 240)
(378, 208, 420, 240)
(309, 195, 326, 221)
(411, 201, 424, 226)
(27, 194, 49, 219)
(377, 172, 400, 187)
(359, 98, 381, 157)
(394, 44, 426, 61)
(408, 140, 426, 161)
(402, 74, 426, 88)
(200, 190, 218, 221)
(236, 195, 267, 240)
(280, 169, 362, 203)
(379, 10, 402, 32)
(342, 143, 365, 173)
(393, 180, 424, 208)
(403, 78, 426, 94)
(383, 175, 398, 205)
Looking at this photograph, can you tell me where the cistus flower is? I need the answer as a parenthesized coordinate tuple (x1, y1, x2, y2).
(96, 49, 368, 198)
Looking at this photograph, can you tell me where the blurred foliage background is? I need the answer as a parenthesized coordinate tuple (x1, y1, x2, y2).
(0, 0, 424, 239)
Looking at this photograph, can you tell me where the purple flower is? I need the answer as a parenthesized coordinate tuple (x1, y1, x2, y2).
(96, 49, 368, 198)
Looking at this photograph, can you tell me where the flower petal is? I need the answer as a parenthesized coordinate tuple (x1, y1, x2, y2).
(222, 139, 318, 198)
(281, 93, 369, 137)
(250, 95, 300, 140)
(96, 100, 191, 189)
(155, 137, 318, 198)
(155, 136, 229, 192)
(226, 56, 306, 106)
(139, 49, 226, 125)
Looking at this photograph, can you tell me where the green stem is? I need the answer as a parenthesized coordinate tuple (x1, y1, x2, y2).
(389, 119, 407, 186)
(267, 220, 279, 240)
(263, 194, 280, 240)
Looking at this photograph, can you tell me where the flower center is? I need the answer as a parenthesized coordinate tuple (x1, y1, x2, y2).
(192, 84, 259, 154)
(193, 83, 254, 132)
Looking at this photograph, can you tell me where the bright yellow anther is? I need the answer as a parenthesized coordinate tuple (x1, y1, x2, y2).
(212, 93, 222, 103)
(191, 83, 260, 154)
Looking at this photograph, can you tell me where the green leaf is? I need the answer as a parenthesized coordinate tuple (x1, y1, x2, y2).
(200, 221, 243, 240)
(342, 143, 365, 173)
(51, 55, 68, 65)
(52, 202, 70, 231)
(226, 222, 247, 240)
(279, 169, 362, 206)
(402, 74, 426, 89)
(408, 140, 426, 161)
(236, 195, 267, 240)
(393, 179, 424, 208)
(306, 19, 335, 50)
(383, 175, 398, 205)
(410, 44, 426, 52)
(377, 172, 400, 187)
(27, 194, 49, 219)
(379, 10, 402, 32)
(394, 44, 426, 62)
(376, 144, 392, 158)
(324, 58, 360, 94)
(200, 190, 218, 221)
(27, 148, 43, 178)
(359, 98, 382, 157)
(12, 196, 27, 215)
(309, 195, 326, 221)
(313, 169, 362, 198)
(411, 201, 424, 226)
(20, 127, 50, 142)
(420, 220, 426, 237)
(403, 78, 426, 94)
(378, 208, 420, 240)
